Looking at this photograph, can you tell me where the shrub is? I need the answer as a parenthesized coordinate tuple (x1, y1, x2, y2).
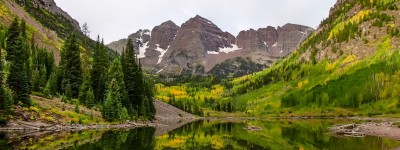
(74, 103, 80, 113)
(61, 96, 67, 103)
(45, 116, 55, 123)
(70, 118, 79, 124)
(29, 106, 39, 112)
(0, 115, 7, 125)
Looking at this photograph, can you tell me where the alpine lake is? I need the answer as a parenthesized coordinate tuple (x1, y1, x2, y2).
(1, 119, 400, 150)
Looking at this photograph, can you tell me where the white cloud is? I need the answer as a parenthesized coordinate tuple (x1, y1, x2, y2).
(54, 0, 336, 44)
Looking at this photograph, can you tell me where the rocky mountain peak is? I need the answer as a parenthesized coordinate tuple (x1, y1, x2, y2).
(108, 16, 313, 76)
(182, 15, 219, 30)
(128, 29, 151, 44)
(147, 20, 179, 50)
(160, 20, 178, 27)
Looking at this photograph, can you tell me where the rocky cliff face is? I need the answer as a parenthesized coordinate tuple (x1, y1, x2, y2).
(107, 21, 180, 70)
(32, 0, 81, 31)
(156, 15, 237, 74)
(107, 15, 314, 76)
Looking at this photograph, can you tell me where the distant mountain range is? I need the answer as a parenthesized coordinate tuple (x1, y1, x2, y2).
(107, 15, 314, 77)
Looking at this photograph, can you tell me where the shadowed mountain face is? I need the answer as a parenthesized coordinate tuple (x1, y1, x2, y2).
(107, 15, 313, 76)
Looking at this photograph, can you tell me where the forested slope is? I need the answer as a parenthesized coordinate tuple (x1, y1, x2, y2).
(155, 0, 400, 117)
(229, 0, 400, 116)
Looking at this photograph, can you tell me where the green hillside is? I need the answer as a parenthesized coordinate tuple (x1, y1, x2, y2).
(156, 0, 400, 117)
(0, 0, 155, 124)
(229, 0, 400, 116)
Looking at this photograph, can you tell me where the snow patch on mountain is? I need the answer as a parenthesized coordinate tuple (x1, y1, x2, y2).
(207, 44, 241, 55)
(207, 51, 219, 54)
(219, 44, 241, 53)
(155, 44, 169, 64)
(138, 42, 149, 58)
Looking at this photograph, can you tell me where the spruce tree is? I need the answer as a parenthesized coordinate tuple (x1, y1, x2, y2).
(103, 79, 123, 121)
(32, 69, 40, 91)
(91, 37, 109, 104)
(60, 33, 82, 98)
(46, 51, 55, 79)
(79, 77, 92, 106)
(86, 88, 95, 108)
(21, 20, 31, 93)
(107, 58, 127, 108)
(6, 18, 31, 106)
(39, 65, 47, 91)
(103, 58, 129, 120)
(144, 79, 156, 117)
(136, 60, 146, 116)
(122, 39, 139, 116)
(3, 87, 14, 114)
(44, 71, 58, 97)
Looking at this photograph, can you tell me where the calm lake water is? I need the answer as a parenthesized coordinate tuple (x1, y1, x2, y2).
(1, 119, 400, 150)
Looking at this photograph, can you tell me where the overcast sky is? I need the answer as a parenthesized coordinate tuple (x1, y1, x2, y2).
(54, 0, 336, 44)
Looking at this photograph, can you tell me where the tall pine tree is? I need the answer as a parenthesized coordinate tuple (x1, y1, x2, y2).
(6, 18, 31, 106)
(91, 36, 109, 103)
(102, 58, 129, 121)
(60, 33, 82, 98)
(107, 58, 127, 108)
(122, 39, 139, 116)
(121, 39, 155, 118)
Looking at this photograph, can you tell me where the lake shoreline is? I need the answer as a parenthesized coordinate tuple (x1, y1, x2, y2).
(0, 99, 200, 138)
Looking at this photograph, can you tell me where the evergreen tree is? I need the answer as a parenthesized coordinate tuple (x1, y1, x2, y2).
(39, 65, 47, 91)
(44, 71, 58, 97)
(79, 77, 92, 106)
(86, 88, 95, 108)
(144, 76, 156, 117)
(3, 87, 14, 114)
(32, 69, 40, 91)
(6, 18, 31, 106)
(119, 107, 130, 120)
(91, 37, 109, 104)
(107, 58, 127, 108)
(46, 51, 55, 79)
(122, 39, 140, 116)
(103, 79, 123, 121)
(121, 40, 155, 118)
(21, 20, 31, 94)
(60, 33, 82, 98)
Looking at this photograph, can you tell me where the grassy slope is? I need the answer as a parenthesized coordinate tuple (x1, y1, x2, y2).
(155, 0, 400, 117)
(229, 0, 400, 117)
(0, 0, 63, 60)
(6, 96, 104, 125)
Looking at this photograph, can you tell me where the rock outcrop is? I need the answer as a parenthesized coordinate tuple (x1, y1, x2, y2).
(107, 15, 314, 76)
(32, 0, 81, 31)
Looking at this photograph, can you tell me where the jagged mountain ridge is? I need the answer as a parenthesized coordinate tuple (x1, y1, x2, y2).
(31, 0, 81, 31)
(107, 15, 314, 76)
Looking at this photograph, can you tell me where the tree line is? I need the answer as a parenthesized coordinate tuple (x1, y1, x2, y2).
(0, 17, 155, 122)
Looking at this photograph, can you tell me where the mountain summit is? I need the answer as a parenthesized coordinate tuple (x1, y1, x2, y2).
(107, 15, 313, 77)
